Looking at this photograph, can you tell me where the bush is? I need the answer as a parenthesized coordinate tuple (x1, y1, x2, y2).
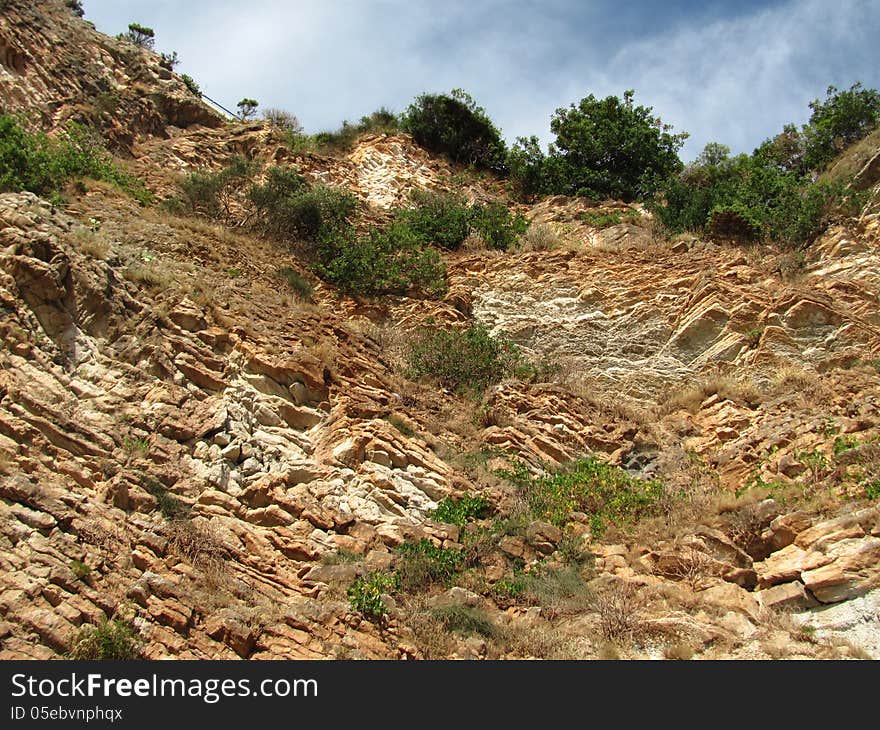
(249, 165, 355, 241)
(430, 605, 498, 638)
(406, 324, 523, 393)
(175, 155, 257, 220)
(396, 539, 464, 591)
(470, 201, 529, 250)
(180, 74, 201, 97)
(315, 221, 446, 296)
(347, 571, 398, 621)
(278, 266, 314, 301)
(706, 203, 761, 241)
(69, 618, 141, 660)
(507, 458, 665, 534)
(396, 190, 472, 250)
(403, 89, 507, 172)
(309, 107, 401, 154)
(431, 495, 491, 528)
(0, 115, 151, 203)
(263, 108, 303, 134)
(65, 0, 84, 17)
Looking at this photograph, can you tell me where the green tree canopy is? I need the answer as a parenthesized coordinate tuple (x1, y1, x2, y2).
(544, 90, 688, 202)
(402, 89, 508, 172)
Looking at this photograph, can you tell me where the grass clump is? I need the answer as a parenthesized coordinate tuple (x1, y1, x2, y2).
(395, 539, 464, 591)
(0, 114, 151, 203)
(430, 604, 498, 638)
(406, 324, 523, 394)
(70, 560, 91, 580)
(143, 479, 189, 521)
(278, 267, 314, 301)
(68, 618, 141, 660)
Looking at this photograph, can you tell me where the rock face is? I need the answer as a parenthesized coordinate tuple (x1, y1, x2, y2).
(1, 0, 880, 662)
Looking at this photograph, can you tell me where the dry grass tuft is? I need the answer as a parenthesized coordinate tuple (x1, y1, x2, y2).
(660, 375, 763, 415)
(518, 223, 563, 252)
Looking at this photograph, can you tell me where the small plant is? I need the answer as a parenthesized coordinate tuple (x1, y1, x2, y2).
(578, 210, 623, 228)
(406, 324, 523, 394)
(69, 617, 141, 660)
(347, 571, 398, 622)
(865, 481, 880, 500)
(70, 560, 91, 580)
(395, 539, 464, 591)
(795, 449, 831, 490)
(124, 23, 155, 49)
(236, 98, 259, 121)
(122, 435, 149, 456)
(180, 74, 201, 97)
(386, 415, 416, 438)
(278, 267, 314, 302)
(65, 0, 84, 17)
(430, 495, 490, 528)
(143, 479, 189, 521)
(159, 51, 180, 69)
(506, 457, 665, 534)
(430, 604, 498, 639)
(744, 326, 765, 348)
(833, 434, 859, 456)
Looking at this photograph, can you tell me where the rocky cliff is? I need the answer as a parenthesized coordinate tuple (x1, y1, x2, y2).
(0, 0, 879, 660)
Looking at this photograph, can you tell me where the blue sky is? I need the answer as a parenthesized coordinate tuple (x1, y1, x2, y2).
(82, 0, 880, 162)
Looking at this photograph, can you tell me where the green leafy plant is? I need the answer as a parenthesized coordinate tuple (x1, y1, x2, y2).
(395, 539, 464, 591)
(406, 324, 523, 394)
(803, 82, 880, 171)
(833, 435, 859, 456)
(174, 155, 257, 221)
(395, 190, 472, 250)
(431, 495, 491, 528)
(69, 618, 142, 660)
(865, 481, 880, 500)
(70, 560, 91, 580)
(66, 0, 84, 17)
(0, 115, 151, 203)
(346, 571, 398, 621)
(180, 74, 201, 97)
(469, 201, 529, 250)
(507, 458, 665, 534)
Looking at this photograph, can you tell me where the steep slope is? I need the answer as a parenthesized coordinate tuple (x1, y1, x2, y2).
(1, 0, 879, 661)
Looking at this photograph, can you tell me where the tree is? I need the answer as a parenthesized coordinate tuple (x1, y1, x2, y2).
(402, 89, 507, 172)
(125, 23, 155, 49)
(159, 51, 180, 70)
(545, 90, 687, 201)
(237, 98, 259, 121)
(803, 82, 880, 171)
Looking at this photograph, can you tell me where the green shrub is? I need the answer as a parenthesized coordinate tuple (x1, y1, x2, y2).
(176, 155, 257, 220)
(395, 539, 464, 590)
(69, 618, 141, 660)
(180, 74, 201, 97)
(507, 458, 665, 534)
(706, 203, 762, 241)
(70, 560, 91, 580)
(143, 479, 189, 521)
(833, 435, 859, 456)
(431, 495, 491, 528)
(278, 266, 314, 301)
(66, 0, 84, 17)
(469, 201, 529, 250)
(578, 210, 624, 228)
(406, 324, 523, 393)
(865, 481, 880, 500)
(403, 89, 507, 172)
(0, 115, 151, 203)
(309, 107, 401, 154)
(347, 571, 398, 621)
(249, 165, 355, 242)
(396, 190, 472, 250)
(316, 222, 446, 297)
